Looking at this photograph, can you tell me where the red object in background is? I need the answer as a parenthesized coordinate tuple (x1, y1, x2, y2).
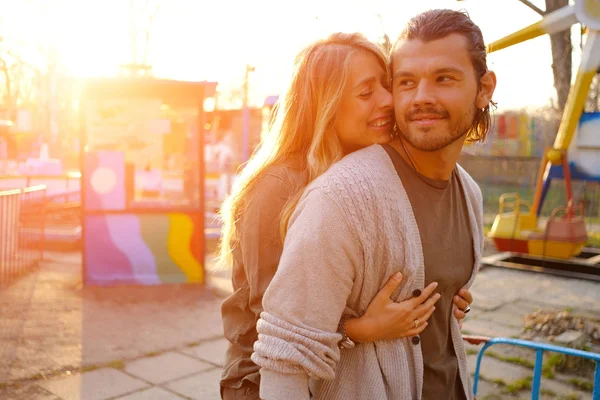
(497, 115, 507, 139)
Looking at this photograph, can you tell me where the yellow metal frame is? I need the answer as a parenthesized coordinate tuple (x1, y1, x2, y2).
(488, 0, 600, 226)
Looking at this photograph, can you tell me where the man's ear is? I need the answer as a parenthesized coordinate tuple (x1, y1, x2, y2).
(476, 70, 497, 109)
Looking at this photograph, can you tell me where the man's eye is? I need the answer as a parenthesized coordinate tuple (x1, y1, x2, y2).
(397, 80, 414, 88)
(438, 76, 453, 82)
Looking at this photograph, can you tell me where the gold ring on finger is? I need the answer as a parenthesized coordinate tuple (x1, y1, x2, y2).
(414, 319, 420, 329)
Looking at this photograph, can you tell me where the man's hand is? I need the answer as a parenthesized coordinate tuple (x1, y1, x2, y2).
(453, 288, 473, 329)
(345, 272, 441, 342)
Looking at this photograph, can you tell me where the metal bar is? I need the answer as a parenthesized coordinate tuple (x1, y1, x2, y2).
(531, 349, 544, 399)
(473, 341, 493, 396)
(531, 151, 548, 216)
(483, 258, 600, 282)
(517, 0, 545, 16)
(472, 337, 600, 398)
(481, 337, 600, 362)
(553, 30, 600, 152)
(593, 363, 600, 400)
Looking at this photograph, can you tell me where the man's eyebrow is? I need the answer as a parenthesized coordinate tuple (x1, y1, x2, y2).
(393, 71, 414, 80)
(434, 67, 464, 75)
(393, 67, 465, 80)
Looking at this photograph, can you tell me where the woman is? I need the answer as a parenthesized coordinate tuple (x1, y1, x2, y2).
(219, 32, 472, 399)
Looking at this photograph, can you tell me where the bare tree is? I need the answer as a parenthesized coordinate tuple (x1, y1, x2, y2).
(121, 0, 160, 76)
(586, 74, 600, 112)
(519, 0, 572, 112)
(545, 0, 572, 113)
(0, 40, 36, 120)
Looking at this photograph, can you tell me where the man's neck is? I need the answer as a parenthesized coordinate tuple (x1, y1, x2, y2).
(389, 136, 465, 181)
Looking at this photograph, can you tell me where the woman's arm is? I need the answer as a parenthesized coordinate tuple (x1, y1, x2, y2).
(344, 279, 471, 342)
(252, 187, 362, 400)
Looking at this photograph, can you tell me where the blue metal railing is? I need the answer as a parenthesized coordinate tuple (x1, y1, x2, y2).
(472, 337, 600, 400)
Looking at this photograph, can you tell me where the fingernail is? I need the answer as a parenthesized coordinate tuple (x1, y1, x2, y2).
(394, 272, 402, 281)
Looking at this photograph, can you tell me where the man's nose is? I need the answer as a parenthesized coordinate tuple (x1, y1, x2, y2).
(412, 81, 436, 106)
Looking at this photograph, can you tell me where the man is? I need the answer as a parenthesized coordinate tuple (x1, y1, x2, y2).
(252, 9, 496, 400)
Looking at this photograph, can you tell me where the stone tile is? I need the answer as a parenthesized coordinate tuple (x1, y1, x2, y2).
(473, 299, 546, 330)
(179, 338, 228, 367)
(469, 291, 508, 312)
(37, 368, 149, 400)
(125, 352, 213, 385)
(0, 384, 61, 400)
(467, 354, 532, 383)
(165, 368, 222, 400)
(461, 318, 522, 338)
(471, 378, 504, 399)
(540, 376, 592, 400)
(115, 387, 186, 400)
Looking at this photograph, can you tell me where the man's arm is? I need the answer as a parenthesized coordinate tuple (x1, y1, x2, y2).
(251, 185, 362, 400)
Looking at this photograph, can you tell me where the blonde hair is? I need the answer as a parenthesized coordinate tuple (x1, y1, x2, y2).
(217, 32, 389, 268)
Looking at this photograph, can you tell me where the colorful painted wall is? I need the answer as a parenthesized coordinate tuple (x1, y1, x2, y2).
(84, 151, 204, 285)
(84, 213, 204, 285)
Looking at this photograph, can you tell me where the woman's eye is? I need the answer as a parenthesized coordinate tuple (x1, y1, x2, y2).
(359, 91, 374, 99)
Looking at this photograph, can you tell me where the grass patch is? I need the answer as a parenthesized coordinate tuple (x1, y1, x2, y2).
(478, 374, 506, 387)
(491, 378, 507, 386)
(541, 388, 557, 397)
(567, 378, 593, 392)
(466, 348, 479, 356)
(588, 232, 600, 248)
(485, 350, 535, 369)
(503, 376, 532, 395)
(484, 223, 492, 236)
(543, 353, 566, 379)
(557, 395, 580, 400)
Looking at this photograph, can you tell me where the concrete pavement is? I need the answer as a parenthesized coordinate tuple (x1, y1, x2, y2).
(1, 250, 599, 399)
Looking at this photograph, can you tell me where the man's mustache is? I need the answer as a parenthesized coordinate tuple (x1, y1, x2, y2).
(405, 108, 450, 121)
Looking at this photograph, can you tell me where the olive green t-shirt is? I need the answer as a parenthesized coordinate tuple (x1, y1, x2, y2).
(382, 144, 473, 400)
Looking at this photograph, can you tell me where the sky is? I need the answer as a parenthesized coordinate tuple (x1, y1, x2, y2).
(0, 0, 585, 111)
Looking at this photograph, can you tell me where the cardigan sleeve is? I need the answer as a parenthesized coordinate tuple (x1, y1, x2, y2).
(251, 184, 363, 400)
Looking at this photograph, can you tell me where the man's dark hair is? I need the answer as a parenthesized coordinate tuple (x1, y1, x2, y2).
(392, 9, 496, 142)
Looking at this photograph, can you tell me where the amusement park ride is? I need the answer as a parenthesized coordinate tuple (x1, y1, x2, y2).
(485, 0, 600, 279)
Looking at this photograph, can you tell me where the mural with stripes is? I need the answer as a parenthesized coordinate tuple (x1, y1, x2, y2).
(84, 213, 204, 285)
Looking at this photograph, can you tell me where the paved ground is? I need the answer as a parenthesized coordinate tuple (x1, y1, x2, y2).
(1, 249, 599, 399)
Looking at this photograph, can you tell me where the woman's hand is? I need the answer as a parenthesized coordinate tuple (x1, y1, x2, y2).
(452, 288, 473, 329)
(345, 272, 441, 342)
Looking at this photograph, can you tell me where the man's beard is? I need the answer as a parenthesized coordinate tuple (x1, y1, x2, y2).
(396, 103, 477, 152)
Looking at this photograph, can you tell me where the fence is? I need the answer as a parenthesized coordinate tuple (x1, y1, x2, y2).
(0, 185, 46, 286)
(459, 154, 600, 221)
